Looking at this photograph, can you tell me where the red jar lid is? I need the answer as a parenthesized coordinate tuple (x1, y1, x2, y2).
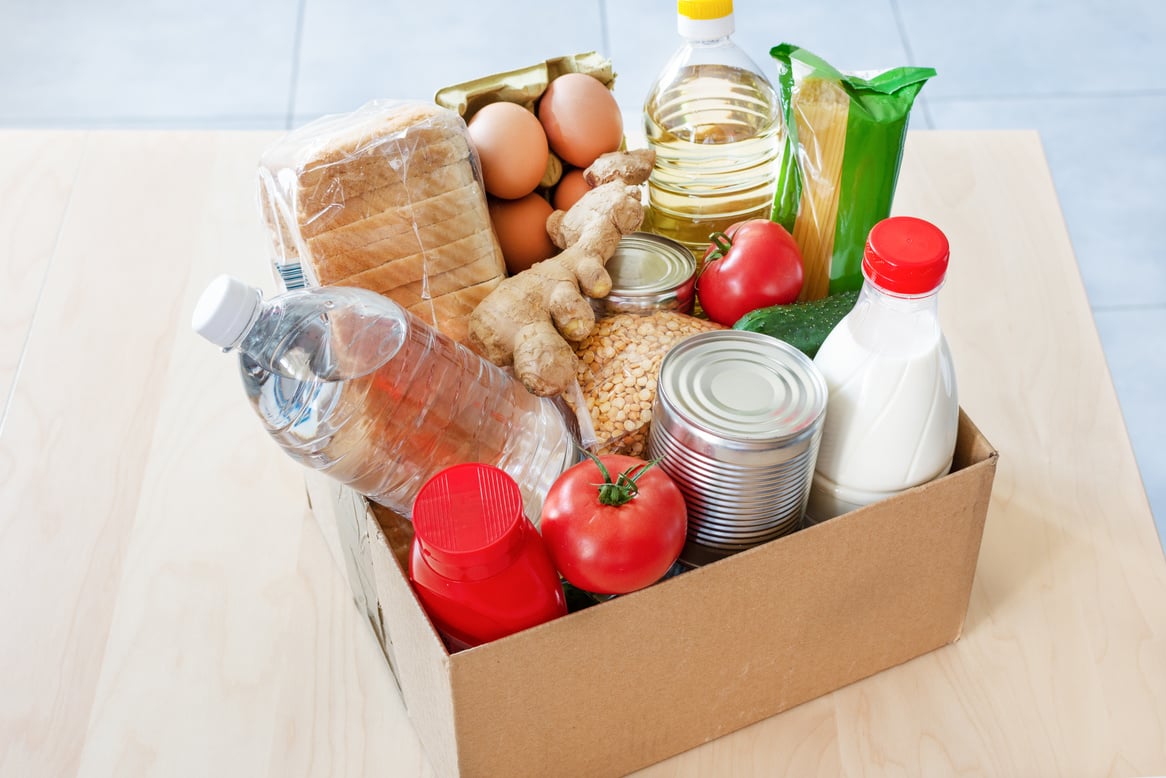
(412, 463, 526, 580)
(862, 216, 950, 295)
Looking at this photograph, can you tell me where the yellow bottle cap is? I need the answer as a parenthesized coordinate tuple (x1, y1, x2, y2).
(678, 0, 733, 21)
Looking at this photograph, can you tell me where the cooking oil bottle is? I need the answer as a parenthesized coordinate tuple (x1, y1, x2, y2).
(643, 0, 784, 257)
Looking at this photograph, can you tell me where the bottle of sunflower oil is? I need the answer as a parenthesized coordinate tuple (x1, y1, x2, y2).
(643, 0, 784, 259)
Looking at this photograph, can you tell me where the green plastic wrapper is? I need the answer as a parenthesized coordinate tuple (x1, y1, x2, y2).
(769, 43, 935, 299)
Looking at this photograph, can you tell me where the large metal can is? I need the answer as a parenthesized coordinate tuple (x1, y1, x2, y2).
(648, 330, 828, 567)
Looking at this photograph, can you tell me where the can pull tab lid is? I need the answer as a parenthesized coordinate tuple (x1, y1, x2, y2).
(862, 216, 950, 296)
(192, 274, 262, 348)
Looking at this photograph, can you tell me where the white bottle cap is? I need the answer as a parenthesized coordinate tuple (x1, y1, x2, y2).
(192, 274, 261, 348)
(678, 0, 735, 39)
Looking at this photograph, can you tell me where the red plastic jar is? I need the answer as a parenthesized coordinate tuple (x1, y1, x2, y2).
(409, 463, 567, 651)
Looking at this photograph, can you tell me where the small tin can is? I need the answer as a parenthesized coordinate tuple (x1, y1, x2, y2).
(648, 330, 829, 567)
(589, 232, 696, 316)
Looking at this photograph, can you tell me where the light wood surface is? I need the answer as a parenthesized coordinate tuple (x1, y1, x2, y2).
(1, 129, 1163, 777)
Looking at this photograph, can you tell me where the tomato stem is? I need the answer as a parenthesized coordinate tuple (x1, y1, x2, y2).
(583, 449, 662, 507)
(706, 231, 733, 262)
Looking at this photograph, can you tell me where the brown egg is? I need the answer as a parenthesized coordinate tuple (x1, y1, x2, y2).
(489, 193, 557, 274)
(538, 73, 623, 169)
(468, 102, 549, 199)
(552, 168, 593, 212)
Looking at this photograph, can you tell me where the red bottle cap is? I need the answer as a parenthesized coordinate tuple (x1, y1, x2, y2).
(412, 463, 527, 581)
(862, 216, 950, 295)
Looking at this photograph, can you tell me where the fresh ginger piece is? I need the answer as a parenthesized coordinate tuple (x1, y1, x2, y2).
(467, 149, 656, 397)
(582, 148, 655, 188)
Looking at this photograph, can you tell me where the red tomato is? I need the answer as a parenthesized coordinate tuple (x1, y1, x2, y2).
(540, 454, 687, 595)
(696, 219, 805, 325)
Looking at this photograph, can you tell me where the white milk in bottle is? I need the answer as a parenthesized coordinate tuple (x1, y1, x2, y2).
(805, 216, 958, 522)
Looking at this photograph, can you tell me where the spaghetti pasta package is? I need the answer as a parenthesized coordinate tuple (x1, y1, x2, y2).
(769, 44, 935, 300)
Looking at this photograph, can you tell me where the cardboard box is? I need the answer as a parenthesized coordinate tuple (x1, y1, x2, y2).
(305, 409, 997, 777)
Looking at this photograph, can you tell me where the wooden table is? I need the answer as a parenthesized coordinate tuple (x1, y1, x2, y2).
(2, 129, 1164, 777)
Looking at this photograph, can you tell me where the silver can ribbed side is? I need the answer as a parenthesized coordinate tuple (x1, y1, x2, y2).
(648, 330, 828, 566)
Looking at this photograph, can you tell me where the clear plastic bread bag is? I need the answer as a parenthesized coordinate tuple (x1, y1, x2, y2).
(255, 99, 507, 344)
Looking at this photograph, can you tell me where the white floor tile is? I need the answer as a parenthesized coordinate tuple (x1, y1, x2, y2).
(1093, 306, 1166, 543)
(0, 0, 299, 124)
(895, 0, 1166, 99)
(928, 95, 1166, 309)
(292, 0, 606, 122)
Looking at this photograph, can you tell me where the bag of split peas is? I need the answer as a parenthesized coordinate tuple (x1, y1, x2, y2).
(567, 311, 723, 457)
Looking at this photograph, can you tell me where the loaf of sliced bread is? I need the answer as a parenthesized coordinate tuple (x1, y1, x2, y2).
(257, 100, 505, 343)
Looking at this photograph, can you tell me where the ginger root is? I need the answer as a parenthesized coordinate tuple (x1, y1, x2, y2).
(581, 148, 655, 188)
(467, 149, 656, 397)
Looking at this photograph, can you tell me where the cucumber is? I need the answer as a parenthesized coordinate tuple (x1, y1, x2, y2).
(732, 289, 860, 359)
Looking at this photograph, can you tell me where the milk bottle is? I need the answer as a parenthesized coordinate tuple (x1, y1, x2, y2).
(805, 216, 958, 522)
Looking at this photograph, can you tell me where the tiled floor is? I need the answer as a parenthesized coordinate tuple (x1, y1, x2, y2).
(1, 0, 1162, 546)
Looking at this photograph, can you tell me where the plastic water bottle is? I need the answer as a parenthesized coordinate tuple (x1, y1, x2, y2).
(643, 0, 783, 256)
(806, 217, 959, 522)
(191, 275, 576, 520)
